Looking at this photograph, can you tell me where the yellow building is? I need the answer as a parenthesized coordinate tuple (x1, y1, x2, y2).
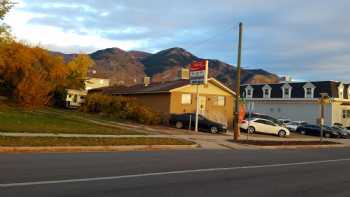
(90, 78, 235, 129)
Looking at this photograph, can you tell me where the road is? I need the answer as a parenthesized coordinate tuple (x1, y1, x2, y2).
(1, 148, 350, 197)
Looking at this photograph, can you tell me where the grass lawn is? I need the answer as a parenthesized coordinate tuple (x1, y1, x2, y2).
(0, 136, 195, 146)
(0, 106, 145, 135)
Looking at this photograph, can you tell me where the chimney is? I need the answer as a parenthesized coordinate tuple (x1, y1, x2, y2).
(178, 68, 189, 80)
(280, 75, 292, 83)
(144, 76, 150, 86)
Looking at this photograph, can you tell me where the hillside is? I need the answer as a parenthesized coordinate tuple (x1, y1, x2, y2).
(52, 47, 279, 89)
(141, 48, 279, 89)
(89, 48, 145, 86)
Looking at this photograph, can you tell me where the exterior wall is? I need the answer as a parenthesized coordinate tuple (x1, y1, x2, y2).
(85, 78, 110, 90)
(331, 102, 350, 127)
(249, 100, 332, 126)
(170, 83, 234, 129)
(66, 89, 87, 107)
(126, 93, 171, 115)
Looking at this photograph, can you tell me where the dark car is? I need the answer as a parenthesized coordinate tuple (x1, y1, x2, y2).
(296, 124, 340, 138)
(169, 113, 227, 134)
(331, 126, 350, 138)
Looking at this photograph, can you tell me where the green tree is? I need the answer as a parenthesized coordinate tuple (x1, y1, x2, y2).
(0, 0, 14, 43)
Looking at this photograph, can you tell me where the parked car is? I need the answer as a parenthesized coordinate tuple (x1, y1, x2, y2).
(244, 113, 282, 125)
(169, 113, 227, 134)
(331, 126, 350, 138)
(286, 121, 307, 132)
(240, 118, 290, 137)
(296, 124, 340, 138)
(278, 119, 291, 124)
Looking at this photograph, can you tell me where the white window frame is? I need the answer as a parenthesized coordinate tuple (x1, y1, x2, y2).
(181, 93, 192, 104)
(245, 85, 254, 99)
(303, 82, 315, 99)
(262, 84, 271, 99)
(281, 83, 292, 99)
(338, 83, 344, 99)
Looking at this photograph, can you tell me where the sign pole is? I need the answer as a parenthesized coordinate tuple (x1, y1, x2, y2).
(195, 84, 200, 132)
(189, 60, 208, 133)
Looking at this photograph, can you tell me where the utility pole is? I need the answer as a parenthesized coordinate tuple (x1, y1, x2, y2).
(319, 93, 328, 142)
(233, 22, 243, 141)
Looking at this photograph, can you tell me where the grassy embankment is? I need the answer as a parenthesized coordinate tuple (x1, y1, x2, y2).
(0, 105, 195, 146)
(0, 105, 143, 135)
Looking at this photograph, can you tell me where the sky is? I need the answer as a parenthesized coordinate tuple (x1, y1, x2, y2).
(4, 0, 350, 81)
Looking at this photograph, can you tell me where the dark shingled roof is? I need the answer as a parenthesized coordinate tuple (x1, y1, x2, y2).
(241, 81, 347, 99)
(89, 79, 190, 95)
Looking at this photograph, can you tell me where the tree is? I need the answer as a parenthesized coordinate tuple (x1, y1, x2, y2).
(0, 0, 14, 43)
(0, 42, 70, 107)
(66, 54, 95, 89)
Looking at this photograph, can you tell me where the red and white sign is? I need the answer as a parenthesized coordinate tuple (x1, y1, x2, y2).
(190, 60, 208, 84)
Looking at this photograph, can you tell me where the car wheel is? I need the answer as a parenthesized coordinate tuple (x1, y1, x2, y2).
(278, 130, 287, 137)
(247, 126, 255, 134)
(210, 126, 218, 134)
(175, 121, 183, 129)
(300, 130, 306, 135)
(324, 133, 331, 138)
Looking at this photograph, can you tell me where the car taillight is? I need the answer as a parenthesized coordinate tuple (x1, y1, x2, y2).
(241, 120, 247, 124)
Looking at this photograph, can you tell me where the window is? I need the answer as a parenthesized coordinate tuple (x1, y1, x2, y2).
(255, 119, 275, 126)
(306, 88, 312, 95)
(245, 86, 253, 98)
(181, 94, 191, 104)
(343, 110, 350, 119)
(247, 89, 252, 96)
(215, 96, 225, 106)
(264, 89, 269, 95)
(80, 96, 85, 100)
(303, 83, 315, 98)
(284, 88, 289, 96)
(339, 90, 344, 99)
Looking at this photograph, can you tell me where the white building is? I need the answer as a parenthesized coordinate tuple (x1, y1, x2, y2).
(66, 77, 110, 108)
(241, 81, 350, 127)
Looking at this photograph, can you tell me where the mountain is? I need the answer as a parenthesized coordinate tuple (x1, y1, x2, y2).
(89, 48, 145, 86)
(52, 47, 279, 89)
(141, 47, 279, 89)
(128, 50, 152, 61)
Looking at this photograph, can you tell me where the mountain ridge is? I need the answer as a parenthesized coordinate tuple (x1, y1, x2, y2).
(51, 47, 280, 89)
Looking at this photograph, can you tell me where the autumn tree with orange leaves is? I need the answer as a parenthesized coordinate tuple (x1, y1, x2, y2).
(0, 42, 94, 107)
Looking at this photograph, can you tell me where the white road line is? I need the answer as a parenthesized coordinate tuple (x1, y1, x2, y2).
(1, 158, 350, 188)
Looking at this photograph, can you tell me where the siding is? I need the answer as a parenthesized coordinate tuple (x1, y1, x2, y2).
(125, 93, 171, 115)
(170, 92, 234, 129)
(250, 101, 332, 125)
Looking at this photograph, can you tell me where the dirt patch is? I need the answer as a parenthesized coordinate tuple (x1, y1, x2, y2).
(233, 140, 340, 146)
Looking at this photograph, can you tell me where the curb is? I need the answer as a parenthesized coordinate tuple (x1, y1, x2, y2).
(0, 144, 200, 153)
(235, 144, 348, 150)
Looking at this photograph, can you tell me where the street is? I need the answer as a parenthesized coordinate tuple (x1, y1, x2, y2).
(1, 148, 350, 197)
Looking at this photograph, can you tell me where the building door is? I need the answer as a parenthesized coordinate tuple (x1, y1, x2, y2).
(199, 96, 206, 115)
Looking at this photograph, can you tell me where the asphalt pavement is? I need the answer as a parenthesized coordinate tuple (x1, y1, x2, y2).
(1, 148, 350, 197)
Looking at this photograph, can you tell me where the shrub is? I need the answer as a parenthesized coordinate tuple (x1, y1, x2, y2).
(81, 93, 162, 125)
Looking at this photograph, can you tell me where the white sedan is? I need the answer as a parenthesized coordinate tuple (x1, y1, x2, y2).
(241, 118, 290, 137)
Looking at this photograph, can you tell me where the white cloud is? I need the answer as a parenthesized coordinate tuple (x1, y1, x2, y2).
(5, 9, 147, 53)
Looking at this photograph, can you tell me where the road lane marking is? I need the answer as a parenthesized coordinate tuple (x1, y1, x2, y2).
(1, 158, 350, 188)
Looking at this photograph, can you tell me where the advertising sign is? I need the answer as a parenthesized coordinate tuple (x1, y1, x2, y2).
(190, 60, 208, 84)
